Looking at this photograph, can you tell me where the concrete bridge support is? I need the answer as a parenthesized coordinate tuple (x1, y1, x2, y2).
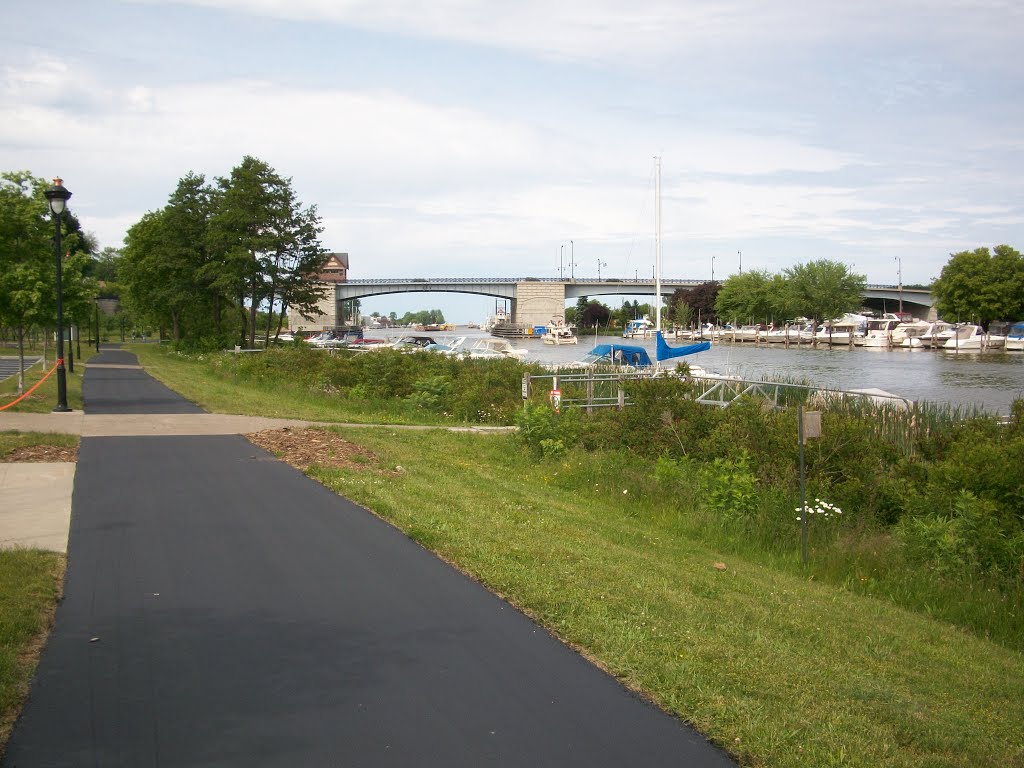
(513, 281, 567, 327)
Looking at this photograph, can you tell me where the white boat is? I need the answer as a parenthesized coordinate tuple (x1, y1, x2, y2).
(542, 319, 577, 345)
(622, 317, 655, 339)
(857, 315, 902, 347)
(448, 336, 528, 360)
(942, 324, 1005, 351)
(1005, 322, 1024, 352)
(891, 319, 931, 347)
(814, 314, 867, 346)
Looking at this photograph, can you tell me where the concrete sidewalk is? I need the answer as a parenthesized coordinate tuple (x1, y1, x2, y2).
(0, 462, 74, 552)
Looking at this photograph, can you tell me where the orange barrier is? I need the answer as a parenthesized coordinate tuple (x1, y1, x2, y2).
(0, 360, 60, 411)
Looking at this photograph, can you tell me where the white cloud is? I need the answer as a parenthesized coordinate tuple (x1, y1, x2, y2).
(154, 0, 1024, 69)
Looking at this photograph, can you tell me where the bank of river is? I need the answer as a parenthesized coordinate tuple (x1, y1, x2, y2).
(371, 328, 1024, 415)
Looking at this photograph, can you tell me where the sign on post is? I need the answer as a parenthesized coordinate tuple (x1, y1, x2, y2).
(522, 374, 530, 400)
(549, 388, 561, 413)
(802, 410, 821, 441)
(799, 407, 823, 567)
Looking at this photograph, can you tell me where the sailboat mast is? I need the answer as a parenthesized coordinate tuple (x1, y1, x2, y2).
(655, 155, 662, 332)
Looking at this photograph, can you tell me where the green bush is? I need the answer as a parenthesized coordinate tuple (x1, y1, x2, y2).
(700, 451, 759, 523)
(514, 402, 581, 455)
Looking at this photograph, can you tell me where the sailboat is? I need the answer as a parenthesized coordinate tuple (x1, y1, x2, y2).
(655, 331, 710, 361)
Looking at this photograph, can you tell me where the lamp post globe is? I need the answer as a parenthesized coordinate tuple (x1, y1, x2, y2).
(43, 178, 72, 413)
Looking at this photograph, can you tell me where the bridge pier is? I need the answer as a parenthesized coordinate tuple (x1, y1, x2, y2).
(513, 281, 567, 327)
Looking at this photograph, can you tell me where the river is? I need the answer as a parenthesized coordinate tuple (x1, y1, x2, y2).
(368, 328, 1024, 415)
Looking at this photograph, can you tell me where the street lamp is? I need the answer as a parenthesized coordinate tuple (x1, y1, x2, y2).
(43, 178, 72, 413)
(711, 255, 716, 282)
(570, 240, 575, 280)
(738, 249, 742, 274)
(559, 244, 564, 280)
(597, 260, 607, 280)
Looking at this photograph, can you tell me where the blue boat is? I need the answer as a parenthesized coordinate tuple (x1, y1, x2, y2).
(655, 331, 711, 362)
(573, 343, 654, 369)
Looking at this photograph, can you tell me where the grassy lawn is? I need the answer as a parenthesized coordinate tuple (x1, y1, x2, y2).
(0, 431, 79, 458)
(0, 346, 96, 413)
(130, 343, 458, 424)
(0, 551, 65, 754)
(288, 427, 1024, 768)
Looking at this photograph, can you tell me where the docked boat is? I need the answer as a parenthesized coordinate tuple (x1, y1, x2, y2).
(857, 315, 903, 347)
(562, 343, 655, 371)
(1005, 322, 1024, 352)
(623, 317, 655, 339)
(448, 336, 528, 360)
(814, 314, 867, 346)
(941, 324, 1005, 351)
(542, 319, 578, 345)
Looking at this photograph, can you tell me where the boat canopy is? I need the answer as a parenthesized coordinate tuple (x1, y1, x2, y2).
(655, 332, 711, 362)
(584, 344, 653, 367)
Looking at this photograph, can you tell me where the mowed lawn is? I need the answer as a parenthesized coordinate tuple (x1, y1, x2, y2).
(293, 427, 1024, 768)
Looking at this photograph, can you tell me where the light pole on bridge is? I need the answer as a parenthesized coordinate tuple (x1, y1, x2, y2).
(711, 255, 715, 282)
(895, 255, 903, 315)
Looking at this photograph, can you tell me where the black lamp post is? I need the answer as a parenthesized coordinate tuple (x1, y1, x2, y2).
(43, 177, 72, 412)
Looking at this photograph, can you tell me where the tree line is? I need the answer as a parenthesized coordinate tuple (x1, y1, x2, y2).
(120, 156, 329, 347)
(565, 249, 1024, 331)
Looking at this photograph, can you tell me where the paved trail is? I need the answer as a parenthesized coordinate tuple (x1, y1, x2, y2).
(3, 347, 734, 767)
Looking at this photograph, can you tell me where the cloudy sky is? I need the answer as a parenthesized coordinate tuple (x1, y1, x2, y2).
(3, 0, 1022, 320)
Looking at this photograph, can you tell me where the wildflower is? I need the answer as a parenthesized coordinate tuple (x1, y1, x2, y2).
(623, 489, 629, 495)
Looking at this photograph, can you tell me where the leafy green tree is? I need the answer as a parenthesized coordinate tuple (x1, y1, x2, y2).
(715, 270, 778, 325)
(120, 209, 181, 336)
(784, 260, 865, 323)
(931, 246, 1024, 329)
(0, 172, 51, 388)
(207, 156, 328, 347)
(89, 246, 121, 284)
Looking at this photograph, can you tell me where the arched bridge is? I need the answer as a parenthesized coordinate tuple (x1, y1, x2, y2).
(335, 278, 934, 326)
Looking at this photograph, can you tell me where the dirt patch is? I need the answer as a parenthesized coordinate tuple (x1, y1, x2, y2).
(246, 427, 385, 472)
(1, 445, 78, 463)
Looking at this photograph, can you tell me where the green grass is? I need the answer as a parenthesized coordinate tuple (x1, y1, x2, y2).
(0, 550, 64, 755)
(130, 343, 467, 424)
(288, 427, 1024, 768)
(0, 347, 96, 413)
(0, 431, 79, 458)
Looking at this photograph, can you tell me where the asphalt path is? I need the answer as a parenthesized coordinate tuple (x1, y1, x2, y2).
(83, 348, 204, 414)
(3, 347, 735, 767)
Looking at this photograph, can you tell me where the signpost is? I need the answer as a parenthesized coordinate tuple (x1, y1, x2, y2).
(799, 407, 822, 567)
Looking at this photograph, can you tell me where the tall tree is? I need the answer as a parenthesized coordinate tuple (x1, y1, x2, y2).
(208, 156, 328, 347)
(0, 172, 51, 389)
(931, 245, 1024, 329)
(784, 260, 865, 323)
(715, 270, 778, 325)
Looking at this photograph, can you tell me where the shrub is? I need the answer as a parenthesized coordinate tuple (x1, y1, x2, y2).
(700, 451, 759, 523)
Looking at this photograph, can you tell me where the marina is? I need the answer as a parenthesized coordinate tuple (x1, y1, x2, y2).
(363, 327, 1024, 415)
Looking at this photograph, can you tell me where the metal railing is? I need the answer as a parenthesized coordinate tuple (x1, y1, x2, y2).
(524, 369, 915, 412)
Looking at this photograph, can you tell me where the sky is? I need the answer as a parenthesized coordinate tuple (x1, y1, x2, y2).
(3, 0, 1023, 322)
